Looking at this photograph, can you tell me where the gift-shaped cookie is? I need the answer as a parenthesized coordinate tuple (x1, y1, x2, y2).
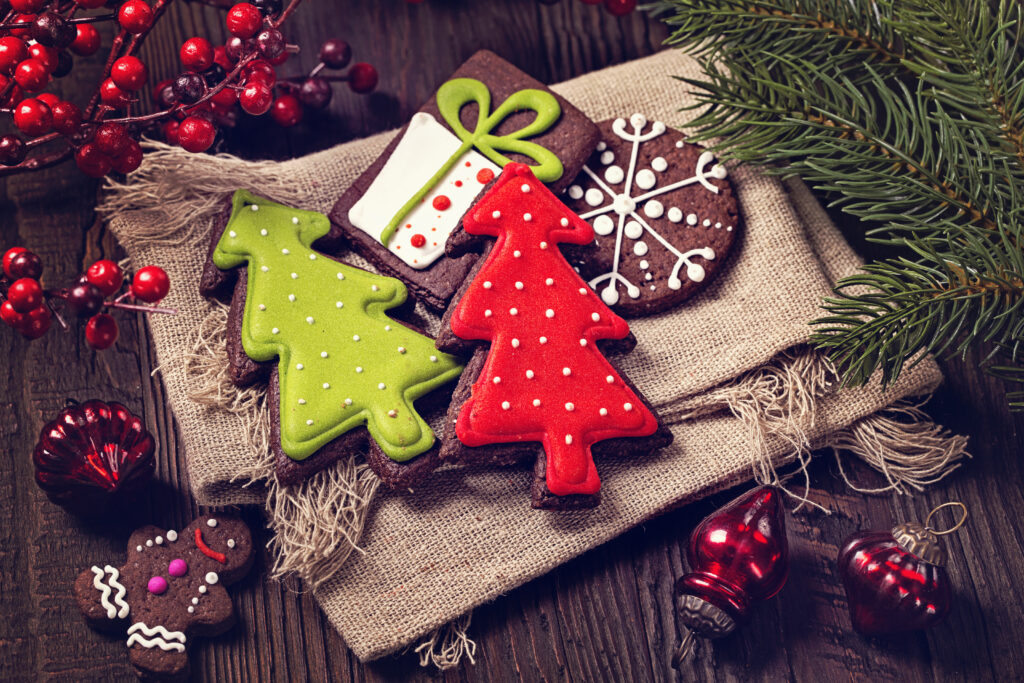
(74, 516, 254, 680)
(330, 50, 600, 311)
(436, 164, 672, 509)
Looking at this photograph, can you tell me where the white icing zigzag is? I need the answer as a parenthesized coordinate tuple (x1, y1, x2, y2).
(126, 622, 186, 653)
(90, 565, 130, 620)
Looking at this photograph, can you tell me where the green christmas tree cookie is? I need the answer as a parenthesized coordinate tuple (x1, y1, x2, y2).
(212, 190, 463, 463)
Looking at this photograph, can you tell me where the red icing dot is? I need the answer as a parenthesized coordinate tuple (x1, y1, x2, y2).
(411, 234, 427, 248)
(465, 160, 472, 167)
(432, 195, 452, 211)
(454, 180, 463, 187)
(405, 223, 412, 228)
(476, 168, 495, 184)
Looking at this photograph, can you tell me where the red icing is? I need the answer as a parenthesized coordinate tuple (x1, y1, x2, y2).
(454, 180, 463, 187)
(476, 168, 495, 184)
(432, 195, 452, 211)
(411, 233, 427, 248)
(465, 161, 472, 167)
(449, 164, 658, 496)
(194, 527, 227, 564)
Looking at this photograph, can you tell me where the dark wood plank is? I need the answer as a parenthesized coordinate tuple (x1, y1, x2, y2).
(2, 1, 1023, 682)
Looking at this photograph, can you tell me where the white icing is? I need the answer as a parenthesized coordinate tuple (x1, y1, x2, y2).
(584, 188, 604, 207)
(644, 200, 664, 219)
(347, 112, 500, 269)
(126, 622, 186, 653)
(568, 185, 583, 199)
(686, 213, 698, 225)
(199, 586, 207, 594)
(634, 241, 649, 256)
(596, 141, 607, 151)
(187, 606, 195, 614)
(635, 169, 656, 190)
(624, 221, 643, 240)
(593, 215, 615, 236)
(207, 518, 217, 528)
(639, 260, 649, 269)
(667, 207, 683, 223)
(604, 165, 624, 184)
(600, 150, 614, 165)
(652, 156, 668, 172)
(205, 572, 219, 585)
(91, 565, 130, 619)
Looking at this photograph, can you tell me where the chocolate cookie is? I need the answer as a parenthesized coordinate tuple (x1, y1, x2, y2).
(75, 516, 254, 681)
(438, 163, 673, 509)
(561, 114, 741, 317)
(329, 49, 600, 311)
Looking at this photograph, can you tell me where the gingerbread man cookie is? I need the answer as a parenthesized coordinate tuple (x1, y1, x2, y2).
(74, 516, 254, 680)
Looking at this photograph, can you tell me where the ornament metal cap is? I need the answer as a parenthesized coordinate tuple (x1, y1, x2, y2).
(892, 501, 968, 567)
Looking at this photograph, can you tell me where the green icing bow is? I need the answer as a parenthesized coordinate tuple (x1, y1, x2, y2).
(379, 77, 563, 245)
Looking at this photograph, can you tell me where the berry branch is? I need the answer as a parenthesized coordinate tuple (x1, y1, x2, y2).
(0, 0, 378, 177)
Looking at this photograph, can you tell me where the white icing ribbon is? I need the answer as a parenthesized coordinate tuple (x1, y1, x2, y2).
(91, 565, 130, 620)
(126, 622, 186, 653)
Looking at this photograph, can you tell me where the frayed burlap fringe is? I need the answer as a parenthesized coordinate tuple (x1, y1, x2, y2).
(412, 614, 477, 670)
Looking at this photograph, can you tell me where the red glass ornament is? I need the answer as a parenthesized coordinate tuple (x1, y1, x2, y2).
(32, 400, 155, 511)
(837, 502, 965, 636)
(673, 486, 789, 665)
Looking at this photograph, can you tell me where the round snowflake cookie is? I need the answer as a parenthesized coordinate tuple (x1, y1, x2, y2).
(561, 114, 741, 317)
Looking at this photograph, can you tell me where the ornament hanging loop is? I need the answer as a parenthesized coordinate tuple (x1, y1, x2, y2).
(925, 501, 968, 535)
(671, 629, 696, 669)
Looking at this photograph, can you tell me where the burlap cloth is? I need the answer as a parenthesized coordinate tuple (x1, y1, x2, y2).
(101, 49, 967, 662)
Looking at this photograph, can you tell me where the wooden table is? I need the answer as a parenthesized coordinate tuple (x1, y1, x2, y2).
(2, 2, 1022, 680)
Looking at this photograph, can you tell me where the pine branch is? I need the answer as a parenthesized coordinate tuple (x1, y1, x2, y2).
(647, 0, 1024, 406)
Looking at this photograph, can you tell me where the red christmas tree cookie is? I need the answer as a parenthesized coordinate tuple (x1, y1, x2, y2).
(439, 163, 672, 508)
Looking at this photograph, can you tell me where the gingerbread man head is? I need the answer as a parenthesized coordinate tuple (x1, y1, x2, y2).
(75, 516, 254, 680)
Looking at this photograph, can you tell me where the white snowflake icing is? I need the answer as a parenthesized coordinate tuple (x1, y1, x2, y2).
(566, 113, 725, 306)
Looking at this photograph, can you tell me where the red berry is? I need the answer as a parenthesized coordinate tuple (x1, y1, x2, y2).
(298, 77, 331, 109)
(267, 47, 289, 67)
(13, 98, 52, 136)
(111, 56, 147, 91)
(93, 122, 129, 156)
(10, 0, 46, 12)
(211, 85, 237, 108)
(10, 14, 36, 39)
(0, 37, 29, 74)
(20, 305, 51, 339)
(270, 94, 302, 127)
(75, 143, 113, 178)
(86, 260, 124, 296)
(8, 250, 42, 279)
(603, 0, 635, 15)
(77, 0, 107, 8)
(35, 92, 59, 107)
(85, 313, 118, 349)
(32, 11, 76, 50)
(100, 78, 131, 108)
(111, 139, 143, 174)
(0, 135, 26, 166)
(347, 62, 378, 94)
(131, 265, 170, 302)
(66, 282, 105, 318)
(243, 59, 276, 86)
(239, 81, 272, 115)
(226, 3, 263, 39)
(51, 100, 82, 136)
(213, 45, 231, 69)
(3, 247, 28, 278)
(14, 58, 49, 92)
(119, 0, 153, 33)
(319, 39, 351, 69)
(176, 116, 216, 153)
(162, 119, 180, 145)
(70, 24, 101, 56)
(179, 37, 214, 72)
(8, 277, 43, 313)
(29, 43, 58, 72)
(0, 300, 28, 329)
(256, 28, 284, 59)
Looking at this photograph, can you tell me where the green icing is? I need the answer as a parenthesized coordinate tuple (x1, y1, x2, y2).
(212, 190, 464, 462)
(379, 77, 563, 245)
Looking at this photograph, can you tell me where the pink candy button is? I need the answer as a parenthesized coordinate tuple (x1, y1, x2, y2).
(168, 558, 188, 577)
(147, 576, 168, 594)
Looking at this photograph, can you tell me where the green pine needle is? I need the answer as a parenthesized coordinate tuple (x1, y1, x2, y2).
(647, 0, 1024, 407)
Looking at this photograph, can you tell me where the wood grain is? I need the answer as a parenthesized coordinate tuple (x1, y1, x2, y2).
(1, 1, 1022, 681)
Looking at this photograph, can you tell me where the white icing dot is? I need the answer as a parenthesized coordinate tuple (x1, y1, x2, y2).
(509, 307, 518, 316)
(646, 273, 653, 281)
(545, 309, 554, 318)
(584, 188, 604, 207)
(199, 586, 207, 594)
(667, 207, 683, 223)
(282, 248, 290, 255)
(272, 327, 280, 334)
(596, 141, 607, 151)
(712, 164, 728, 179)
(261, 266, 269, 272)
(513, 250, 522, 258)
(309, 254, 317, 260)
(624, 402, 633, 411)
(306, 316, 314, 324)
(258, 304, 266, 311)
(565, 402, 575, 411)
(640, 260, 650, 270)
(521, 183, 531, 193)
(592, 312, 601, 322)
(593, 215, 614, 236)
(337, 272, 345, 280)
(321, 351, 328, 358)
(192, 598, 199, 605)
(306, 419, 314, 426)
(387, 409, 397, 418)
(322, 383, 330, 389)
(533, 399, 541, 407)
(291, 216, 299, 224)
(492, 210, 501, 219)
(207, 519, 217, 528)
(288, 294, 296, 302)
(539, 336, 547, 344)
(136, 545, 143, 552)
(727, 225, 733, 232)
(635, 169, 656, 190)
(384, 325, 391, 331)
(606, 375, 614, 383)
(703, 218, 711, 227)
(336, 301, 343, 308)
(168, 529, 177, 542)
(502, 401, 511, 410)
(228, 230, 237, 238)
(429, 355, 438, 362)
(579, 339, 587, 346)
(526, 370, 534, 379)
(296, 363, 304, 370)
(353, 334, 360, 341)
(686, 213, 698, 226)
(484, 309, 492, 317)
(512, 338, 520, 348)
(630, 113, 648, 128)
(644, 200, 664, 219)
(600, 408, 608, 416)
(344, 398, 353, 405)
(188, 606, 195, 614)
(155, 536, 163, 545)
(565, 435, 573, 445)
(205, 572, 219, 585)
(515, 281, 524, 290)
(579, 288, 587, 295)
(568, 185, 583, 200)
(146, 540, 153, 547)
(355, 366, 363, 373)
(298, 399, 306, 405)
(634, 241, 649, 256)
(483, 281, 492, 289)
(624, 220, 643, 240)
(676, 140, 684, 148)
(652, 156, 668, 172)
(562, 367, 571, 376)
(560, 218, 569, 227)
(378, 382, 386, 390)
(398, 347, 406, 354)
(260, 229, 268, 236)
(604, 165, 624, 184)
(545, 278, 554, 286)
(493, 377, 501, 385)
(540, 242, 548, 250)
(227, 539, 235, 549)
(371, 285, 379, 292)
(600, 150, 615, 165)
